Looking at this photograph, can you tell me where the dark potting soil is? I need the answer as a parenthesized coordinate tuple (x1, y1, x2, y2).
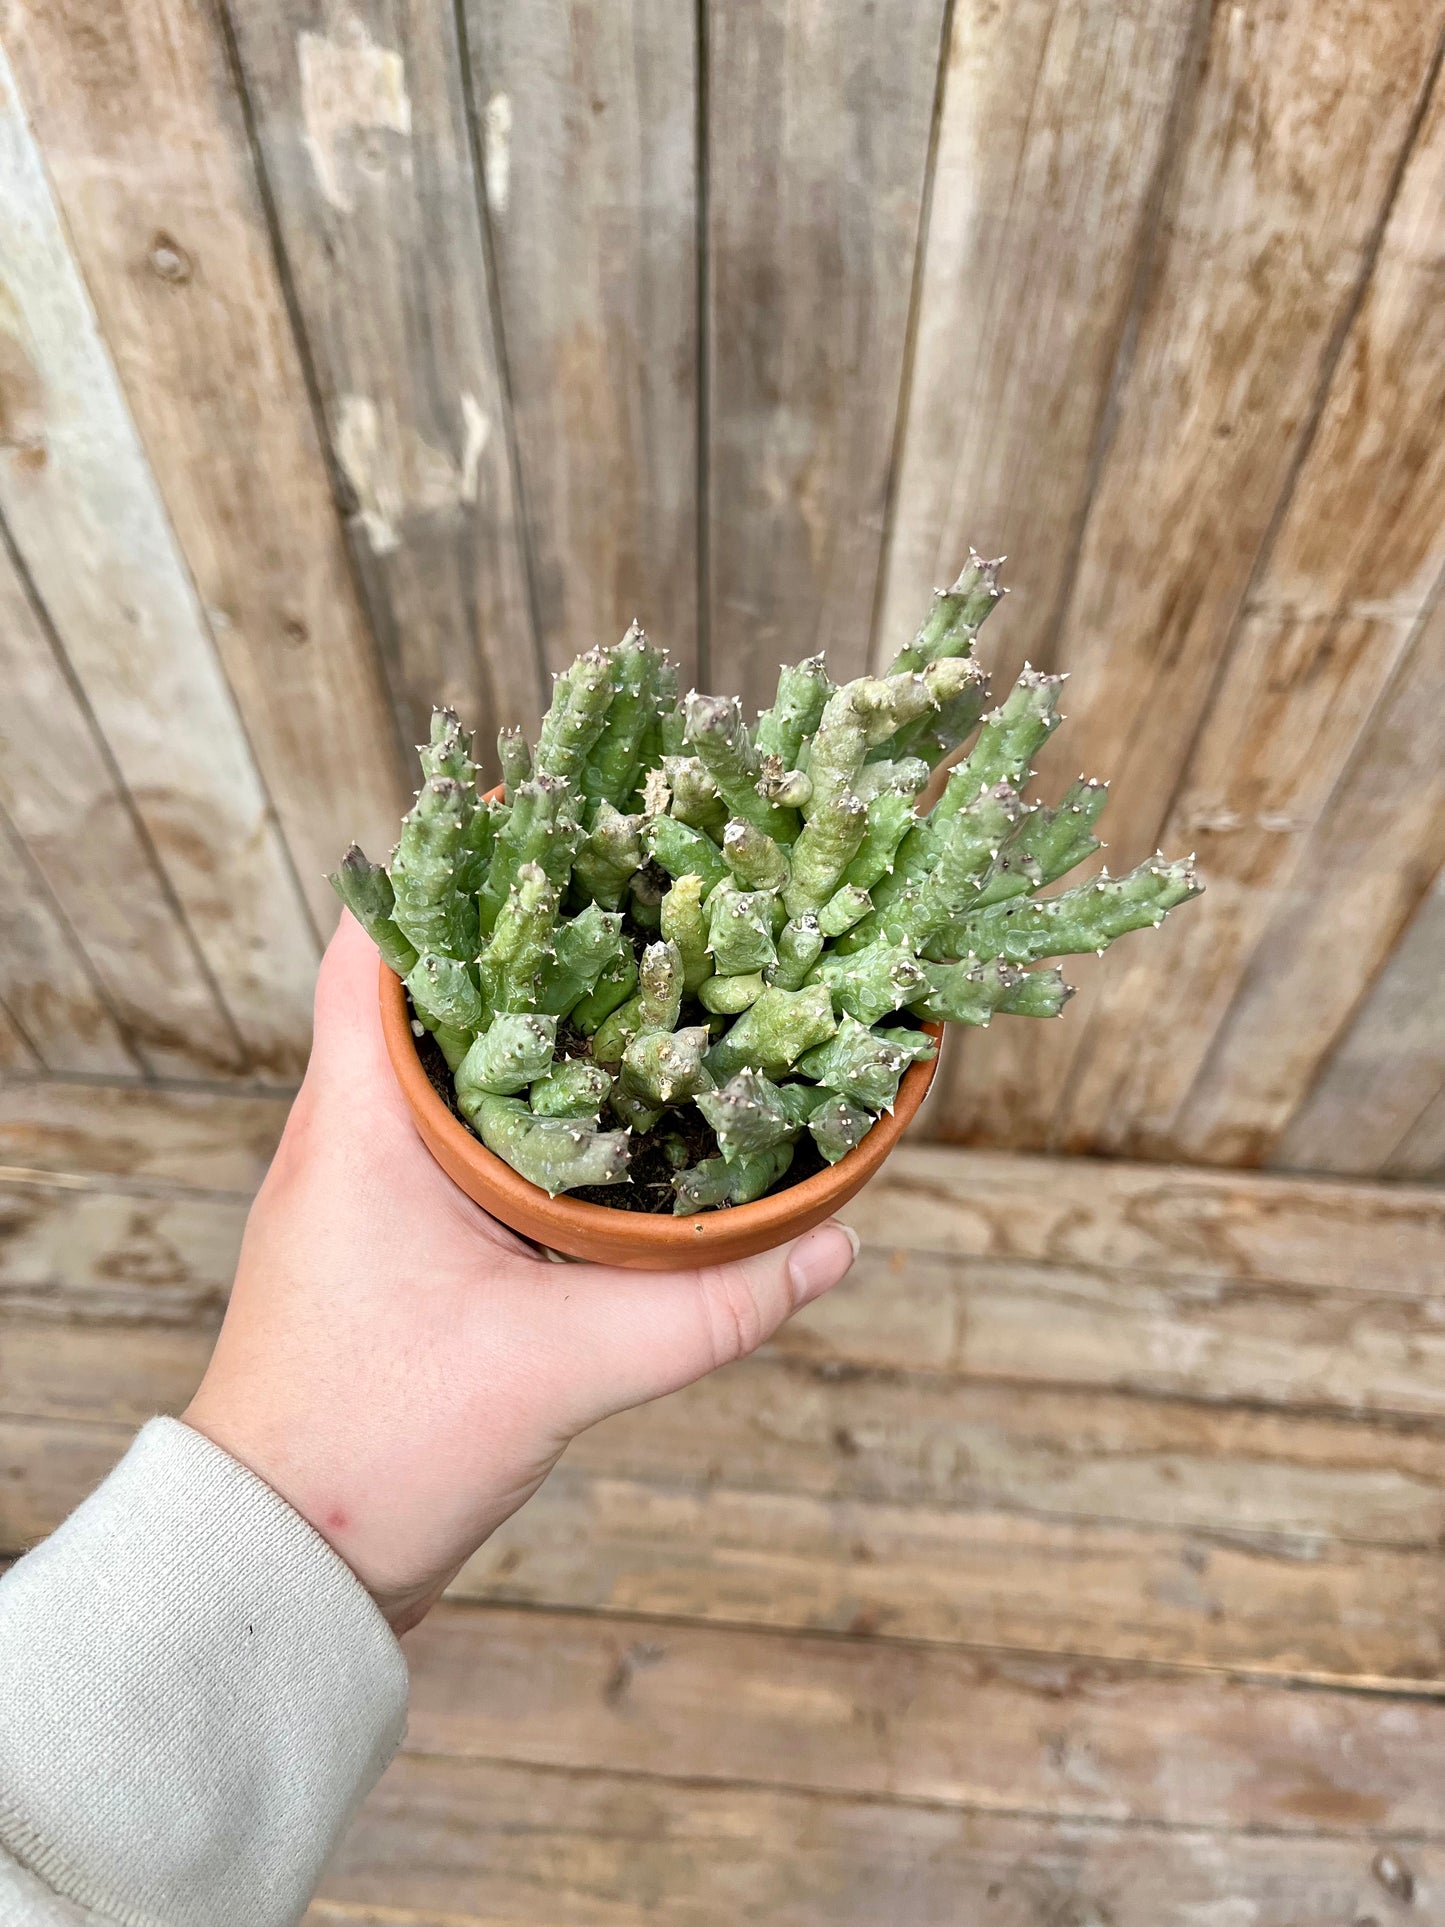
(408, 997, 828, 1215)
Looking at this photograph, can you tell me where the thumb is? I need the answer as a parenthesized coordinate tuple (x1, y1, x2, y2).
(546, 1220, 860, 1427)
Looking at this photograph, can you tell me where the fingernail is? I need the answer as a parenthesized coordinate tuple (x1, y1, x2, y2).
(787, 1221, 860, 1308)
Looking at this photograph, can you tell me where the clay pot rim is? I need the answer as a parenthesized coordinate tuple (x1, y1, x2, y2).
(379, 961, 941, 1260)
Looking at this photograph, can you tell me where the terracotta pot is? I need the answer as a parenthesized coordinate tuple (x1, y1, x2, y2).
(379, 960, 941, 1270)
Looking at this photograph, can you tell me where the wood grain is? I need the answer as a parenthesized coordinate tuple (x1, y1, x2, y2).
(872, 0, 1200, 683)
(0, 41, 321, 1077)
(846, 1145, 1445, 1295)
(0, 831, 139, 1077)
(10, 1316, 1442, 1547)
(404, 1598, 1445, 1831)
(0, 537, 242, 1080)
(1172, 593, 1445, 1163)
(1278, 863, 1445, 1178)
(1, 0, 406, 928)
(0, 1079, 288, 1193)
(1058, 65, 1445, 1157)
(933, 0, 1445, 1151)
(462, 0, 699, 682)
(0, 1004, 40, 1075)
(315, 1752, 1445, 1926)
(226, 0, 542, 757)
(705, 0, 948, 705)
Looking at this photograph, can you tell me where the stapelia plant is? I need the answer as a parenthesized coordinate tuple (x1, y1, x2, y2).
(331, 555, 1200, 1213)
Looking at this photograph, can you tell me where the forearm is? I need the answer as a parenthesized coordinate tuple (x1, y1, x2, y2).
(0, 1419, 407, 1927)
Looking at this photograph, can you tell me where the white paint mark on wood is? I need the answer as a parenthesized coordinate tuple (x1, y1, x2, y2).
(483, 91, 512, 215)
(458, 391, 490, 503)
(298, 20, 411, 214)
(336, 390, 494, 550)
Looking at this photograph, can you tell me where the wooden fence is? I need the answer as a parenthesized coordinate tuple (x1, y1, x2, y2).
(0, 0, 1441, 1177)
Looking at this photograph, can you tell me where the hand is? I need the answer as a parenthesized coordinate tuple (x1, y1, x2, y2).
(184, 913, 858, 1634)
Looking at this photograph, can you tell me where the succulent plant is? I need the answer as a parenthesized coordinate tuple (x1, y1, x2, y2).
(331, 554, 1201, 1213)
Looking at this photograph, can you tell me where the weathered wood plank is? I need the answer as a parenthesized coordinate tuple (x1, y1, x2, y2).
(405, 1599, 1445, 1831)
(705, 0, 948, 706)
(0, 828, 139, 1078)
(872, 0, 1199, 683)
(18, 1414, 1435, 1682)
(0, 1003, 40, 1075)
(227, 0, 541, 756)
(1058, 66, 1445, 1158)
(0, 537, 242, 1079)
(2, 0, 406, 926)
(316, 1752, 1445, 1925)
(933, 0, 1445, 1150)
(1392, 1070, 1445, 1183)
(10, 1318, 1442, 1547)
(463, 0, 699, 682)
(0, 1183, 242, 1326)
(456, 1468, 1442, 1680)
(1276, 863, 1445, 1178)
(0, 45, 321, 1077)
(1172, 595, 1445, 1163)
(0, 1080, 288, 1194)
(789, 1250, 1445, 1422)
(847, 1145, 1445, 1294)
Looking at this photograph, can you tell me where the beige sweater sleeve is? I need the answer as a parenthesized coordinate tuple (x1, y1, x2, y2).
(0, 1418, 408, 1927)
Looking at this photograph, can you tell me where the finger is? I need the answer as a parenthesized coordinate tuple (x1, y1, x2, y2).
(308, 910, 399, 1095)
(539, 1221, 861, 1426)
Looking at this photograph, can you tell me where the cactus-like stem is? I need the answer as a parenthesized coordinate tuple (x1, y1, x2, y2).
(570, 951, 638, 1034)
(699, 970, 766, 1014)
(842, 792, 918, 898)
(886, 550, 1005, 675)
(783, 790, 868, 917)
(756, 758, 813, 809)
(621, 1024, 713, 1109)
(479, 863, 559, 1012)
(406, 952, 484, 1035)
(755, 654, 833, 766)
(809, 1094, 874, 1164)
(673, 1143, 794, 1215)
(590, 992, 644, 1067)
(910, 957, 1072, 1025)
(697, 1068, 819, 1162)
(535, 647, 617, 786)
(722, 817, 790, 893)
(705, 983, 837, 1081)
(472, 1094, 631, 1195)
(797, 1013, 935, 1110)
(662, 755, 728, 836)
(817, 884, 873, 938)
(944, 855, 1201, 965)
(455, 1013, 558, 1107)
(536, 904, 624, 1018)
(573, 803, 644, 909)
(883, 666, 990, 767)
(582, 625, 664, 811)
(645, 814, 730, 897)
(811, 936, 927, 1026)
(933, 667, 1065, 823)
(391, 776, 478, 962)
(661, 875, 712, 993)
(769, 914, 824, 991)
(684, 692, 798, 840)
(328, 845, 419, 977)
(479, 776, 580, 935)
(530, 1058, 612, 1118)
(497, 724, 531, 797)
(707, 884, 778, 976)
(420, 706, 479, 791)
(637, 939, 685, 1033)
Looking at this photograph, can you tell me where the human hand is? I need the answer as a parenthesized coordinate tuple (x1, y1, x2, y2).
(184, 913, 858, 1634)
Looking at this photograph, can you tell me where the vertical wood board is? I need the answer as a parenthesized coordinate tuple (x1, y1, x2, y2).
(226, 0, 542, 759)
(463, 0, 700, 683)
(705, 0, 949, 707)
(2, 0, 406, 926)
(0, 41, 319, 1076)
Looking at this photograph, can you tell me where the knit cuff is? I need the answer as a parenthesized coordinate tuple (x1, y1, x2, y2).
(0, 1418, 408, 1927)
